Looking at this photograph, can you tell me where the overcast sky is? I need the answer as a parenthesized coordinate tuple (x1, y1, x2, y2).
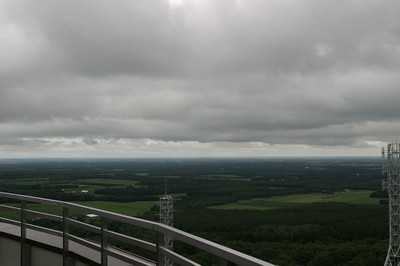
(0, 0, 399, 158)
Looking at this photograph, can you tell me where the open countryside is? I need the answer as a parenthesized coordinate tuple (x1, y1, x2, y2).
(210, 190, 381, 210)
(0, 157, 389, 265)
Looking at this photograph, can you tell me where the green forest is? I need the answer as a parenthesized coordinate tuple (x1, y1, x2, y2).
(0, 157, 389, 265)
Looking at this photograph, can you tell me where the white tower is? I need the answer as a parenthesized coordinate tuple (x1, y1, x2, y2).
(159, 183, 173, 266)
(382, 143, 400, 266)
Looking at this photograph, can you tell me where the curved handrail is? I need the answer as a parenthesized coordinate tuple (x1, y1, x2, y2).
(0, 191, 274, 266)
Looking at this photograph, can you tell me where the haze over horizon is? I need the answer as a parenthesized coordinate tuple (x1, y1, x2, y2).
(1, 0, 400, 158)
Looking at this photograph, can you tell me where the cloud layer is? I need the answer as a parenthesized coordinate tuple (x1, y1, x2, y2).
(1, 0, 400, 157)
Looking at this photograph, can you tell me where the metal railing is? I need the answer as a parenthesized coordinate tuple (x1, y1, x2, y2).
(0, 192, 274, 266)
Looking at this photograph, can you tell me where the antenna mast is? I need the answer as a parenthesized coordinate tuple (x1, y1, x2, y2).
(382, 142, 400, 266)
(159, 180, 173, 266)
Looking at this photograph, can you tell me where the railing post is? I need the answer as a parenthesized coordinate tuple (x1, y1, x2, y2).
(63, 207, 70, 266)
(101, 217, 108, 266)
(20, 201, 30, 266)
(156, 231, 165, 266)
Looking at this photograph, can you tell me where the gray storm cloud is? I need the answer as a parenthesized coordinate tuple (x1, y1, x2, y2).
(0, 0, 400, 157)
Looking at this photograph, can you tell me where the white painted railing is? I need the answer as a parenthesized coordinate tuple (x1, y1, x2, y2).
(0, 192, 274, 266)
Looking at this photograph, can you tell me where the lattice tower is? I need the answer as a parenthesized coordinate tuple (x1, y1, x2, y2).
(160, 187, 173, 266)
(382, 143, 400, 266)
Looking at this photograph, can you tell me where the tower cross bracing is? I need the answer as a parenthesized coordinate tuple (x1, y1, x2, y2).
(383, 143, 400, 266)
(160, 190, 173, 266)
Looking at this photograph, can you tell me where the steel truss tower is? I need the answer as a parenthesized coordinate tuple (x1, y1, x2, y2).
(160, 188, 173, 266)
(382, 143, 400, 266)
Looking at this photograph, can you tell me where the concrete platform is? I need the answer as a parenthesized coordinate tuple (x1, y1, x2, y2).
(0, 222, 154, 266)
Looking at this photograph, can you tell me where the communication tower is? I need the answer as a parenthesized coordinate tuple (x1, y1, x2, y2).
(382, 142, 400, 266)
(159, 182, 173, 266)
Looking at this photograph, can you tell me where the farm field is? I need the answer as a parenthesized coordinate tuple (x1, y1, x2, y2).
(0, 200, 156, 221)
(0, 157, 388, 265)
(75, 200, 156, 216)
(78, 179, 139, 186)
(209, 190, 381, 210)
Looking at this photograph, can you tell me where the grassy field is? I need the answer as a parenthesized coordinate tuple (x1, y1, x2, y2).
(78, 178, 139, 187)
(0, 178, 65, 186)
(75, 201, 156, 216)
(209, 190, 382, 210)
(0, 200, 156, 221)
